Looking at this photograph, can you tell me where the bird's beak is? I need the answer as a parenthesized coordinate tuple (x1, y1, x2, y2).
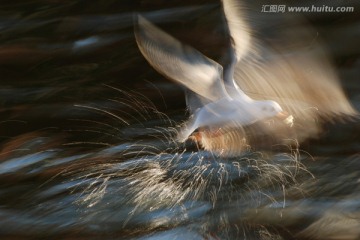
(276, 111, 294, 126)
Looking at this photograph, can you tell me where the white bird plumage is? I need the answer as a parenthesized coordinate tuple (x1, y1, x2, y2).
(134, 0, 357, 156)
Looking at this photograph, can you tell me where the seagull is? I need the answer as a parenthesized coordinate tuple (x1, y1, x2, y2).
(134, 0, 357, 156)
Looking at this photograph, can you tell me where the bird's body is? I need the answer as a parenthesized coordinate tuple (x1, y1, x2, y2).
(178, 97, 253, 142)
(177, 97, 287, 142)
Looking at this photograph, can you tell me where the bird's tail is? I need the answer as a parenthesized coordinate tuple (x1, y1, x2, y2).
(176, 117, 197, 143)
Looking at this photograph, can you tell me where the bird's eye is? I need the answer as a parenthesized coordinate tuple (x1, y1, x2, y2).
(262, 106, 267, 111)
(271, 107, 275, 112)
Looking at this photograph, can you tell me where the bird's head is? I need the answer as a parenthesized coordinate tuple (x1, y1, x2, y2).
(253, 100, 294, 126)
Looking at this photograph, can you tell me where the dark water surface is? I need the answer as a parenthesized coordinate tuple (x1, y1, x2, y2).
(0, 0, 360, 239)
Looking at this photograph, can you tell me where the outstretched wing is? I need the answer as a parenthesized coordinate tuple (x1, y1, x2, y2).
(222, 0, 357, 140)
(221, 0, 255, 98)
(134, 15, 229, 103)
(222, 0, 252, 62)
(234, 47, 357, 121)
(233, 20, 357, 121)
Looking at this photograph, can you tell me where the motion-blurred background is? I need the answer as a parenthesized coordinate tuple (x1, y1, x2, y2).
(0, 0, 359, 239)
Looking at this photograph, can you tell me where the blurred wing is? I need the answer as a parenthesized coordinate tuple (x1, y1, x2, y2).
(236, 46, 356, 116)
(135, 15, 228, 102)
(234, 44, 357, 140)
(221, 0, 255, 98)
(228, 10, 357, 140)
(222, 0, 252, 61)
